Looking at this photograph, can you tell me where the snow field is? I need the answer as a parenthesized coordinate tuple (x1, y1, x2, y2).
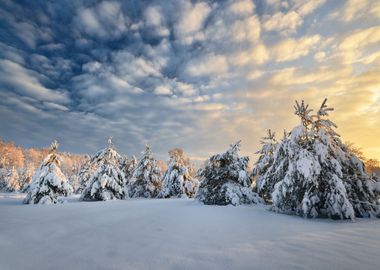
(0, 194, 379, 270)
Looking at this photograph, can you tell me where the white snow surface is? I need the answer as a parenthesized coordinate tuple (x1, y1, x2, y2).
(0, 193, 380, 270)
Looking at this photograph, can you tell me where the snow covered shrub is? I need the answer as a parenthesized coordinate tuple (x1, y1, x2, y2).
(80, 138, 126, 201)
(252, 129, 277, 201)
(159, 148, 199, 198)
(127, 145, 162, 198)
(196, 141, 261, 206)
(23, 141, 73, 204)
(263, 99, 380, 219)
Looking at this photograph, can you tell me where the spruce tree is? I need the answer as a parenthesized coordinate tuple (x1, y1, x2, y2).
(3, 167, 20, 192)
(159, 148, 199, 198)
(252, 129, 277, 201)
(268, 99, 380, 219)
(19, 165, 34, 192)
(80, 138, 126, 201)
(196, 141, 261, 205)
(122, 155, 137, 186)
(0, 168, 9, 192)
(77, 155, 93, 194)
(23, 141, 73, 204)
(127, 145, 162, 198)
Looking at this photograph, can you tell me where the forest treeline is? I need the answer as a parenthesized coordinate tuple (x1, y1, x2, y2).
(0, 135, 378, 193)
(0, 139, 171, 192)
(1, 99, 380, 219)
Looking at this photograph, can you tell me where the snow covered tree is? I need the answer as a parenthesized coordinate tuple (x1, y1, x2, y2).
(5, 167, 20, 192)
(77, 155, 94, 194)
(158, 148, 199, 198)
(196, 141, 261, 206)
(69, 174, 80, 193)
(127, 145, 162, 198)
(23, 141, 73, 204)
(0, 168, 8, 191)
(80, 138, 126, 201)
(252, 129, 277, 201)
(267, 99, 380, 219)
(19, 165, 34, 192)
(122, 155, 137, 186)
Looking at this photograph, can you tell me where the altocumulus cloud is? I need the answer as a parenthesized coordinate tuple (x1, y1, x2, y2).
(1, 0, 380, 161)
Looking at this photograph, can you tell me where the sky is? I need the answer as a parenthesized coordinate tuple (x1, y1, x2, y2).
(0, 0, 379, 163)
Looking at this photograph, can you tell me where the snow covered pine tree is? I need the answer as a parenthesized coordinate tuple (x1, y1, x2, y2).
(77, 155, 94, 194)
(196, 141, 261, 205)
(265, 99, 380, 219)
(252, 129, 277, 201)
(122, 155, 137, 187)
(3, 167, 20, 192)
(80, 138, 126, 201)
(23, 140, 73, 204)
(159, 148, 199, 198)
(127, 145, 162, 198)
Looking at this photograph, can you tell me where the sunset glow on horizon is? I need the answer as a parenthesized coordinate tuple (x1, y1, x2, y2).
(0, 0, 379, 162)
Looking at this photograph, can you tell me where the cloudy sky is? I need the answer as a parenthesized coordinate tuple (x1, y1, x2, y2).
(0, 0, 379, 162)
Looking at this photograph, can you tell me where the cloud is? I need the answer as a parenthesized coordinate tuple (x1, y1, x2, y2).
(271, 35, 321, 62)
(154, 85, 172, 96)
(174, 1, 211, 44)
(336, 0, 380, 22)
(75, 1, 128, 39)
(184, 54, 229, 77)
(263, 11, 302, 34)
(268, 65, 352, 86)
(228, 0, 255, 16)
(263, 0, 326, 34)
(144, 5, 170, 37)
(339, 26, 380, 52)
(0, 59, 69, 103)
(296, 0, 326, 16)
(314, 51, 326, 62)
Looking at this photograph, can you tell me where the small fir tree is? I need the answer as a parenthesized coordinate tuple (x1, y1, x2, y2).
(122, 155, 137, 186)
(80, 138, 126, 201)
(127, 145, 162, 198)
(77, 155, 94, 194)
(19, 165, 34, 192)
(159, 148, 199, 198)
(23, 141, 73, 204)
(3, 167, 20, 192)
(196, 141, 261, 205)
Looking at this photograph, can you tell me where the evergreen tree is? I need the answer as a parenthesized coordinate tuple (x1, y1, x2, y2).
(196, 141, 261, 205)
(80, 138, 126, 201)
(268, 99, 380, 219)
(19, 165, 34, 192)
(127, 145, 162, 198)
(122, 155, 137, 186)
(77, 155, 93, 194)
(0, 168, 8, 192)
(69, 174, 80, 194)
(252, 129, 277, 201)
(5, 167, 20, 192)
(23, 141, 73, 204)
(159, 148, 199, 198)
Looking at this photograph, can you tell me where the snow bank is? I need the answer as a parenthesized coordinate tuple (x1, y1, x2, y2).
(0, 193, 379, 270)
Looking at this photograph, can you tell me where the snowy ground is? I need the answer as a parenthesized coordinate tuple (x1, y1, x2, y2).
(0, 193, 379, 270)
